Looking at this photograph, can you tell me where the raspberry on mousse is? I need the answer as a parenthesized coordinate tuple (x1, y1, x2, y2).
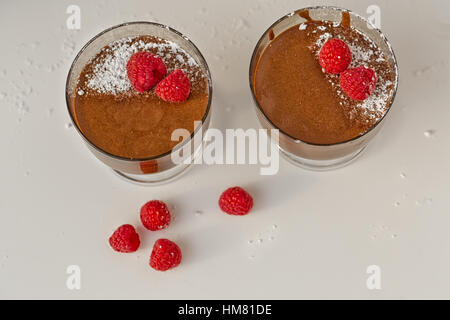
(126, 52, 167, 92)
(340, 66, 377, 101)
(319, 38, 352, 74)
(156, 69, 191, 103)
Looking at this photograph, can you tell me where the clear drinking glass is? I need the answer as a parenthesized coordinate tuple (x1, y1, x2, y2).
(249, 6, 399, 170)
(66, 22, 212, 184)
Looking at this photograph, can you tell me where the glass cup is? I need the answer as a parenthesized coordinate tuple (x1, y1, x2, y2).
(249, 6, 399, 171)
(66, 22, 213, 185)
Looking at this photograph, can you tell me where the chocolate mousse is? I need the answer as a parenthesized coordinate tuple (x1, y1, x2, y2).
(73, 35, 209, 159)
(253, 10, 395, 145)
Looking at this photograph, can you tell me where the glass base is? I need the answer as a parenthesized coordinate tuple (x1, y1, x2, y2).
(111, 137, 207, 186)
(112, 162, 193, 186)
(279, 145, 367, 171)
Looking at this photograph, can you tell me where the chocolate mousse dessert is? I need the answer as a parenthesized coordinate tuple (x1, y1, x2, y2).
(253, 10, 395, 145)
(73, 35, 209, 160)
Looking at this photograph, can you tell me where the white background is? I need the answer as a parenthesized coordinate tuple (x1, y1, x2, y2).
(1, 0, 449, 299)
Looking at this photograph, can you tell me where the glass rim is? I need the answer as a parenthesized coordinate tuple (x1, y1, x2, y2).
(65, 21, 213, 162)
(249, 5, 399, 147)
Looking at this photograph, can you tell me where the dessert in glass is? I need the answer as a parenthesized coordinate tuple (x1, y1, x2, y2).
(66, 22, 212, 184)
(250, 6, 398, 170)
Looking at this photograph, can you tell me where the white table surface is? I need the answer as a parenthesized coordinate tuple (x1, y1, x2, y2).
(1, 0, 449, 299)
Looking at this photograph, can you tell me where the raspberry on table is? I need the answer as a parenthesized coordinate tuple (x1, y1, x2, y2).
(140, 200, 171, 231)
(219, 186, 254, 216)
(319, 38, 352, 74)
(109, 224, 140, 253)
(150, 239, 182, 271)
(339, 66, 377, 101)
(155, 69, 191, 103)
(126, 52, 167, 93)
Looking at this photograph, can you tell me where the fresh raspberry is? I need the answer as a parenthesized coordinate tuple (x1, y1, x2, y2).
(339, 66, 377, 101)
(219, 187, 253, 216)
(155, 69, 191, 103)
(150, 239, 182, 271)
(319, 38, 352, 74)
(126, 52, 167, 93)
(140, 200, 171, 231)
(109, 224, 140, 253)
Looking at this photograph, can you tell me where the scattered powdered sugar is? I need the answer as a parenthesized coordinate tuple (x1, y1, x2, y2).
(322, 70, 391, 121)
(175, 54, 185, 64)
(306, 22, 393, 123)
(424, 130, 436, 138)
(314, 32, 332, 48)
(349, 44, 374, 65)
(347, 32, 390, 118)
(299, 23, 307, 31)
(85, 37, 200, 94)
(349, 28, 381, 66)
(358, 78, 392, 117)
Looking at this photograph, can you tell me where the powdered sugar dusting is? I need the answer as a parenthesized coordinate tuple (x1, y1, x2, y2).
(359, 79, 392, 117)
(348, 43, 374, 65)
(314, 32, 332, 48)
(348, 28, 379, 67)
(85, 37, 201, 94)
(304, 21, 394, 124)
